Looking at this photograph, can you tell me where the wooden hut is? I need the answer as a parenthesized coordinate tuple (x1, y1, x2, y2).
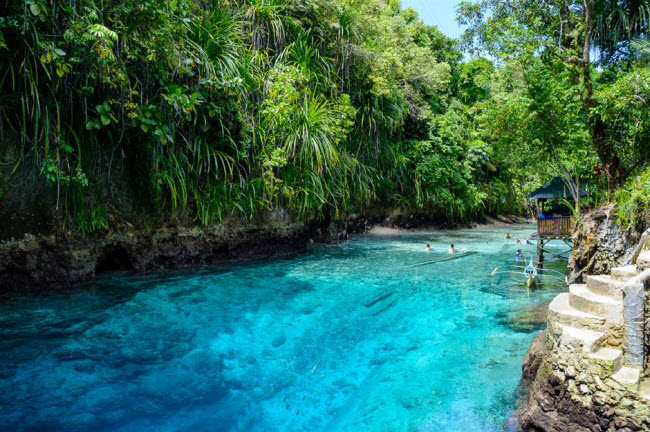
(528, 177, 586, 265)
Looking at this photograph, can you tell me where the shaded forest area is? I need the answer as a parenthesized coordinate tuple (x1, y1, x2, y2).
(0, 0, 649, 239)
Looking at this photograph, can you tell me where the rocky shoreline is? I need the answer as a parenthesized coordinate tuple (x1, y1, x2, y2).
(0, 208, 527, 292)
(519, 330, 650, 432)
(0, 223, 304, 291)
(0, 215, 377, 292)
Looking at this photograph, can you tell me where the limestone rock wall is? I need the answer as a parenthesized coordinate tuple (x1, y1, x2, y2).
(521, 330, 650, 432)
(520, 245, 650, 431)
(569, 204, 640, 284)
(0, 222, 314, 291)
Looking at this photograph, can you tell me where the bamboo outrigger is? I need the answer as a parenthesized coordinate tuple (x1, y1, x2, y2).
(490, 258, 566, 287)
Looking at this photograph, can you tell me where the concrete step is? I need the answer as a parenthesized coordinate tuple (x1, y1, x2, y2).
(611, 265, 639, 281)
(568, 284, 623, 323)
(588, 347, 624, 376)
(637, 250, 650, 271)
(611, 365, 641, 387)
(585, 275, 624, 299)
(548, 293, 606, 331)
(551, 323, 606, 353)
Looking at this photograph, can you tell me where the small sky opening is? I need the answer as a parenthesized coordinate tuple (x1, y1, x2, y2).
(401, 0, 466, 39)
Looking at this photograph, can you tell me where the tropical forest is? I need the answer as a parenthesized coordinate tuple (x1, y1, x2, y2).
(0, 0, 649, 431)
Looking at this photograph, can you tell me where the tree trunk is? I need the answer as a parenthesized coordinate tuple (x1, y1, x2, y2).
(581, 0, 625, 191)
(591, 118, 624, 190)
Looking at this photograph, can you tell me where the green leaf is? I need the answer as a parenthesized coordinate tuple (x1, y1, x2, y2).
(29, 3, 41, 15)
(141, 124, 148, 133)
(100, 114, 110, 125)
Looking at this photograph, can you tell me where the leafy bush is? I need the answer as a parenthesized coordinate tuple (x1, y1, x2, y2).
(617, 167, 650, 230)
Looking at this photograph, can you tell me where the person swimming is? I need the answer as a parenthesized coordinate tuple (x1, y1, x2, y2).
(516, 238, 522, 244)
(506, 232, 512, 239)
(449, 244, 458, 253)
(425, 244, 432, 251)
(516, 249, 523, 261)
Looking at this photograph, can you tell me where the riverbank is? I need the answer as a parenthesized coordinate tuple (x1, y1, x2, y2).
(0, 222, 313, 292)
(0, 210, 527, 292)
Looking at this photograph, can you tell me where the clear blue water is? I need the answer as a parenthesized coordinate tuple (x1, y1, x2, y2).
(0, 226, 568, 432)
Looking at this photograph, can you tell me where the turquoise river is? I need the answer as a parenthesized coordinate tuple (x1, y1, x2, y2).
(0, 226, 568, 431)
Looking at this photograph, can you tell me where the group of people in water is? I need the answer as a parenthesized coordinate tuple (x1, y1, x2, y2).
(424, 243, 462, 253)
(507, 232, 533, 262)
(424, 231, 533, 262)
(507, 232, 533, 245)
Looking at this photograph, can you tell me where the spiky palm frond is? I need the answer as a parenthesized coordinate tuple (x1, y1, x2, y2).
(184, 7, 244, 79)
(333, 6, 360, 84)
(241, 0, 295, 50)
(280, 31, 333, 85)
(284, 94, 341, 172)
(594, 0, 650, 63)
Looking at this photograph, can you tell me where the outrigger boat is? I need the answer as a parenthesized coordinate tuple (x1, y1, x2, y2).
(490, 258, 566, 288)
(524, 258, 538, 287)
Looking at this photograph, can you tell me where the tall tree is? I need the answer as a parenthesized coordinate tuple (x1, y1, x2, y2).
(459, 0, 650, 190)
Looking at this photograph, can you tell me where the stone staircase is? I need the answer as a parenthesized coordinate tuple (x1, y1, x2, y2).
(546, 249, 650, 394)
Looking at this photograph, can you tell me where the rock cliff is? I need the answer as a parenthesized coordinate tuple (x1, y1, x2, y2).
(520, 246, 650, 431)
(0, 223, 310, 291)
(0, 212, 377, 291)
(568, 204, 641, 284)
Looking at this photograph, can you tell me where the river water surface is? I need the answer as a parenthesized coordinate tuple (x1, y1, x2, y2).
(0, 226, 567, 431)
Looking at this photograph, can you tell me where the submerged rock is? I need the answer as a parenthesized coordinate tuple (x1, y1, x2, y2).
(496, 303, 549, 333)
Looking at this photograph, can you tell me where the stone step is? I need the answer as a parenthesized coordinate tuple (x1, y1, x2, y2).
(611, 365, 641, 387)
(551, 323, 606, 353)
(588, 347, 625, 377)
(548, 293, 606, 331)
(585, 275, 624, 299)
(611, 265, 639, 281)
(637, 250, 650, 271)
(568, 284, 623, 323)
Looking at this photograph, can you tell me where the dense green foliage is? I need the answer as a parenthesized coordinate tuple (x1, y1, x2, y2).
(459, 0, 650, 191)
(0, 0, 648, 234)
(618, 167, 650, 230)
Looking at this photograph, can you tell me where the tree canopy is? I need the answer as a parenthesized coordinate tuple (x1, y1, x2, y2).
(0, 0, 648, 234)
